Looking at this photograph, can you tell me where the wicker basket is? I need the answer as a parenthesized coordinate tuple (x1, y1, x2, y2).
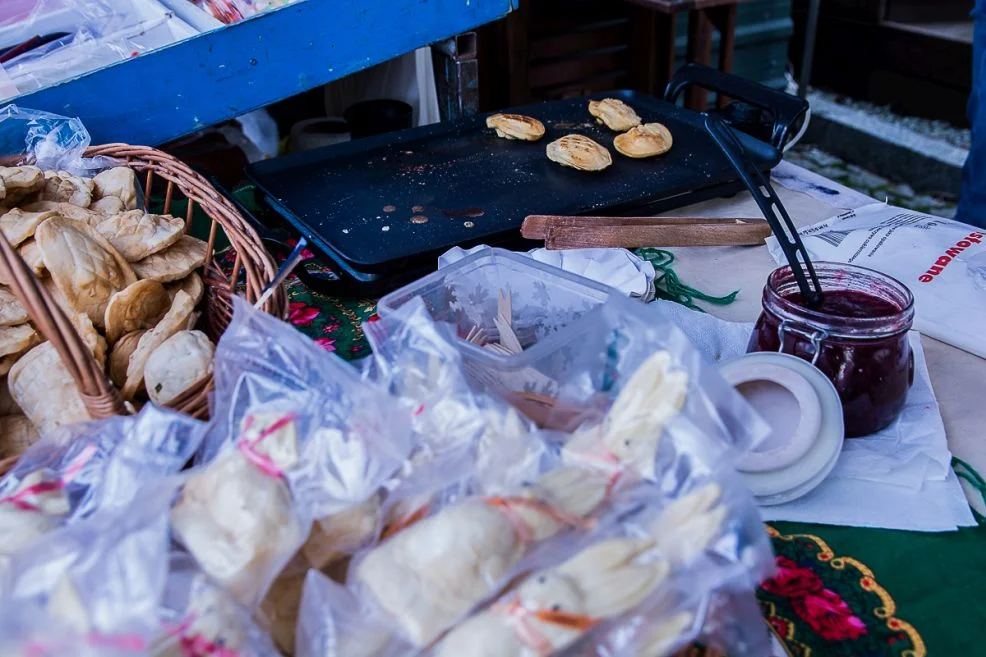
(0, 144, 287, 474)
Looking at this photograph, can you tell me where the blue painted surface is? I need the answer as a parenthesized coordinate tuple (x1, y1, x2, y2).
(11, 0, 517, 146)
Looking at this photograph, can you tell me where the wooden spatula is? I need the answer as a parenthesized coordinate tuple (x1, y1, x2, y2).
(522, 214, 771, 249)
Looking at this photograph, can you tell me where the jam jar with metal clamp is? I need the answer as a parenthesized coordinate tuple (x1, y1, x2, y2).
(748, 262, 915, 437)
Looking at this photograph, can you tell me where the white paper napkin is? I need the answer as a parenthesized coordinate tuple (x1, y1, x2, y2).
(655, 300, 976, 531)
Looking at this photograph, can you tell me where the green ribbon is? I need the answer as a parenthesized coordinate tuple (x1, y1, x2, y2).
(952, 456, 986, 524)
(636, 248, 739, 312)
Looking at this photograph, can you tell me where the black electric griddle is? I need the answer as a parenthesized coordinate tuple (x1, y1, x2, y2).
(245, 66, 807, 296)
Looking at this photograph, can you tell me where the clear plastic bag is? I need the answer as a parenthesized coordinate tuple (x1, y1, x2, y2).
(409, 461, 771, 657)
(364, 297, 550, 537)
(209, 297, 412, 519)
(0, 612, 147, 657)
(150, 552, 281, 657)
(174, 298, 414, 608)
(582, 472, 774, 657)
(296, 570, 407, 657)
(298, 466, 771, 657)
(0, 104, 120, 175)
(297, 290, 774, 656)
(1, 473, 177, 641)
(0, 403, 204, 568)
(535, 294, 768, 457)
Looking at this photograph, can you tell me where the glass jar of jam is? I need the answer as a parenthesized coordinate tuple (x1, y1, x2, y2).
(748, 262, 915, 438)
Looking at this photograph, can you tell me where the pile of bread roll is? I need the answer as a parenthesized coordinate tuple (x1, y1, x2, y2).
(0, 165, 215, 458)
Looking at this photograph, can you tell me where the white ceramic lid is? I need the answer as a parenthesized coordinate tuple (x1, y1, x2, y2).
(720, 352, 844, 505)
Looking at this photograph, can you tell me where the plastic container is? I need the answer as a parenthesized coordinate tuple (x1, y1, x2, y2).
(748, 262, 915, 438)
(377, 247, 617, 397)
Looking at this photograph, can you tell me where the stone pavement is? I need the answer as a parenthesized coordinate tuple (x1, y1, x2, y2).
(784, 143, 958, 218)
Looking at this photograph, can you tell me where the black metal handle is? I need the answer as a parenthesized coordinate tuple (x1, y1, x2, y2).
(666, 64, 809, 150)
(204, 175, 356, 294)
(704, 114, 824, 308)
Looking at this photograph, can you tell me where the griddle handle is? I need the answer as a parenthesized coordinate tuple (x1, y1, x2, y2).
(704, 114, 824, 308)
(666, 64, 808, 150)
(202, 174, 277, 241)
(205, 175, 356, 295)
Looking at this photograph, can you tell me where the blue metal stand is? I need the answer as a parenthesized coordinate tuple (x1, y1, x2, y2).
(10, 0, 516, 146)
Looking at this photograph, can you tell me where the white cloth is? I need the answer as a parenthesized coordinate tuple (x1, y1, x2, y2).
(655, 300, 976, 532)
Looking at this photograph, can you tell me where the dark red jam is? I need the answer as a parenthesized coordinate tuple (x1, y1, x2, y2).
(748, 264, 915, 438)
(782, 291, 901, 320)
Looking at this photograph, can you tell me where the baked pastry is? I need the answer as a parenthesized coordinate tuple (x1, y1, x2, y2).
(588, 98, 642, 131)
(166, 272, 204, 306)
(486, 113, 546, 142)
(35, 216, 137, 328)
(22, 200, 99, 224)
(0, 166, 44, 204)
(109, 330, 145, 388)
(121, 290, 196, 400)
(0, 208, 57, 247)
(103, 279, 171, 344)
(90, 196, 126, 215)
(546, 135, 613, 172)
(0, 287, 29, 327)
(9, 342, 90, 438)
(92, 167, 138, 211)
(0, 324, 41, 359)
(131, 235, 209, 283)
(614, 122, 673, 158)
(92, 211, 184, 261)
(17, 240, 45, 277)
(40, 170, 94, 207)
(0, 415, 39, 460)
(143, 330, 215, 405)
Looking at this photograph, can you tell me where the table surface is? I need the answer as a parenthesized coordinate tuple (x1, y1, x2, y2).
(662, 162, 986, 496)
(256, 160, 986, 657)
(658, 161, 986, 656)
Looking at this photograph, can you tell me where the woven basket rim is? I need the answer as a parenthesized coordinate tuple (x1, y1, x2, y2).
(0, 144, 285, 474)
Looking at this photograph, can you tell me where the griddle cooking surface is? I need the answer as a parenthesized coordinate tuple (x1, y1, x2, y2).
(246, 91, 779, 267)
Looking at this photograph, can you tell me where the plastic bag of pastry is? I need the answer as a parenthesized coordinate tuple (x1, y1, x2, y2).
(207, 296, 412, 479)
(314, 339, 773, 655)
(212, 296, 413, 511)
(566, 475, 773, 657)
(364, 297, 550, 537)
(295, 569, 407, 657)
(1, 475, 177, 643)
(0, 404, 204, 568)
(209, 296, 413, 538)
(331, 378, 679, 653)
(527, 294, 768, 458)
(590, 573, 772, 657)
(300, 460, 771, 657)
(173, 358, 411, 609)
(423, 466, 772, 657)
(150, 552, 280, 657)
(0, 610, 147, 657)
